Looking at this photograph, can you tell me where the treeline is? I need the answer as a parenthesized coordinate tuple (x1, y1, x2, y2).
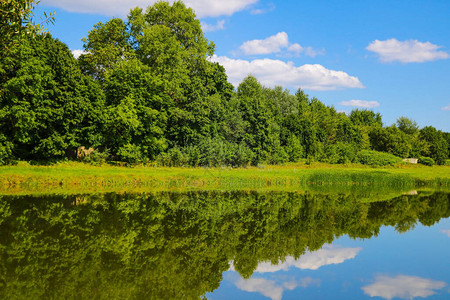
(1, 1, 449, 166)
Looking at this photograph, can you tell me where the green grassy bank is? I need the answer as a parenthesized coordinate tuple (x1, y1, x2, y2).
(0, 161, 449, 195)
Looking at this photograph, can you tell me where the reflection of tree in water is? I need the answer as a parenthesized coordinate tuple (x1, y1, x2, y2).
(0, 190, 449, 299)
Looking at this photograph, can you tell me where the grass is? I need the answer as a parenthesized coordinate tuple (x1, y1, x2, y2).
(0, 161, 449, 195)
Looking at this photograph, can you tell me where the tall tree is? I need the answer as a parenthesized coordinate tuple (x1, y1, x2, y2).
(0, 0, 54, 53)
(0, 34, 105, 160)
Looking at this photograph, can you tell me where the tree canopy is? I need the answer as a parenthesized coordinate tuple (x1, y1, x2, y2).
(1, 0, 449, 166)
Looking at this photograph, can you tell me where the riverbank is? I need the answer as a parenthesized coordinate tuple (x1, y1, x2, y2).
(0, 161, 449, 195)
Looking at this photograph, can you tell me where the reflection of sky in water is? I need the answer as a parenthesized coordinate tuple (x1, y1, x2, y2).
(208, 217, 450, 299)
(362, 275, 446, 299)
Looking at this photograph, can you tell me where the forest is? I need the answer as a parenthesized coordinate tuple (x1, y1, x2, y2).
(1, 1, 449, 167)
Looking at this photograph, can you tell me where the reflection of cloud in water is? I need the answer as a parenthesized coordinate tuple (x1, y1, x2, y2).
(440, 229, 450, 237)
(254, 246, 362, 272)
(235, 276, 320, 300)
(362, 275, 447, 299)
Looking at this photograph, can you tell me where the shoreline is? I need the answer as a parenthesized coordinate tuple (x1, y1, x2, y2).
(1, 162, 449, 195)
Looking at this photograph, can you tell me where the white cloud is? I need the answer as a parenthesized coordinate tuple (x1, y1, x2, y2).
(441, 105, 450, 111)
(240, 32, 290, 55)
(299, 277, 321, 288)
(339, 100, 380, 108)
(41, 0, 259, 18)
(211, 55, 365, 91)
(440, 229, 450, 237)
(252, 246, 362, 273)
(201, 19, 225, 32)
(366, 38, 450, 63)
(239, 32, 322, 57)
(362, 275, 447, 299)
(234, 276, 321, 300)
(250, 3, 275, 15)
(235, 278, 288, 300)
(71, 49, 87, 59)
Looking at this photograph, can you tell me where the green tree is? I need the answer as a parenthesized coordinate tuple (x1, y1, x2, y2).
(369, 126, 411, 158)
(127, 1, 221, 146)
(0, 34, 105, 160)
(396, 116, 419, 135)
(237, 76, 275, 163)
(0, 0, 54, 53)
(103, 59, 169, 160)
(419, 126, 449, 165)
(79, 18, 135, 81)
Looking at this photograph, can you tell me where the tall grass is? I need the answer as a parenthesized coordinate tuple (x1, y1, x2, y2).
(0, 161, 448, 195)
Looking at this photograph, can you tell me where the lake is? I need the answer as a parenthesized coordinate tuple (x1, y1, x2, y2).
(0, 190, 449, 299)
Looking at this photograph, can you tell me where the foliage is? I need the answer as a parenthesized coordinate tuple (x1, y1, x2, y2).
(0, 34, 105, 160)
(418, 156, 435, 166)
(0, 191, 449, 298)
(0, 0, 55, 53)
(419, 126, 449, 165)
(0, 1, 448, 167)
(355, 150, 402, 166)
(396, 116, 419, 135)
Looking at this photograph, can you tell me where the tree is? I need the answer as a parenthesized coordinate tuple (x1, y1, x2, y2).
(79, 18, 135, 81)
(103, 59, 169, 160)
(237, 76, 275, 163)
(369, 126, 411, 158)
(127, 1, 219, 147)
(350, 109, 382, 127)
(0, 34, 105, 160)
(0, 0, 54, 53)
(419, 126, 449, 165)
(396, 116, 419, 135)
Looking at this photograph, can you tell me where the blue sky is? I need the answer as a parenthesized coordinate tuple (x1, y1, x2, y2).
(35, 0, 450, 131)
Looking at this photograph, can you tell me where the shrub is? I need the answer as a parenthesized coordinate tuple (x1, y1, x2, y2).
(325, 142, 357, 164)
(418, 156, 435, 166)
(355, 150, 402, 166)
(0, 138, 13, 165)
(117, 144, 143, 164)
(82, 148, 110, 165)
(156, 147, 188, 167)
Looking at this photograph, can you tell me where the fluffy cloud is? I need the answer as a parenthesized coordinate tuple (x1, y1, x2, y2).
(442, 105, 450, 111)
(239, 32, 322, 57)
(339, 100, 380, 108)
(251, 246, 362, 273)
(440, 229, 450, 237)
(201, 19, 225, 32)
(366, 39, 450, 63)
(40, 0, 258, 18)
(362, 275, 447, 299)
(235, 278, 297, 300)
(234, 277, 319, 300)
(71, 49, 87, 59)
(240, 32, 289, 55)
(211, 55, 364, 91)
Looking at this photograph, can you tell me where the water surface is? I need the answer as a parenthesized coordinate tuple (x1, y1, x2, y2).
(0, 190, 449, 299)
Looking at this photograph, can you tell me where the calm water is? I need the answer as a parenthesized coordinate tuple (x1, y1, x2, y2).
(0, 190, 449, 299)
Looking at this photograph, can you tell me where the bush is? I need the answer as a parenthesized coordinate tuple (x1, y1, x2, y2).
(355, 150, 402, 166)
(81, 148, 110, 165)
(0, 138, 13, 165)
(156, 147, 188, 167)
(418, 156, 435, 166)
(325, 142, 357, 164)
(116, 144, 143, 164)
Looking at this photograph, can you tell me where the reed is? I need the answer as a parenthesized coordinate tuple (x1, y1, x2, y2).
(0, 161, 449, 195)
